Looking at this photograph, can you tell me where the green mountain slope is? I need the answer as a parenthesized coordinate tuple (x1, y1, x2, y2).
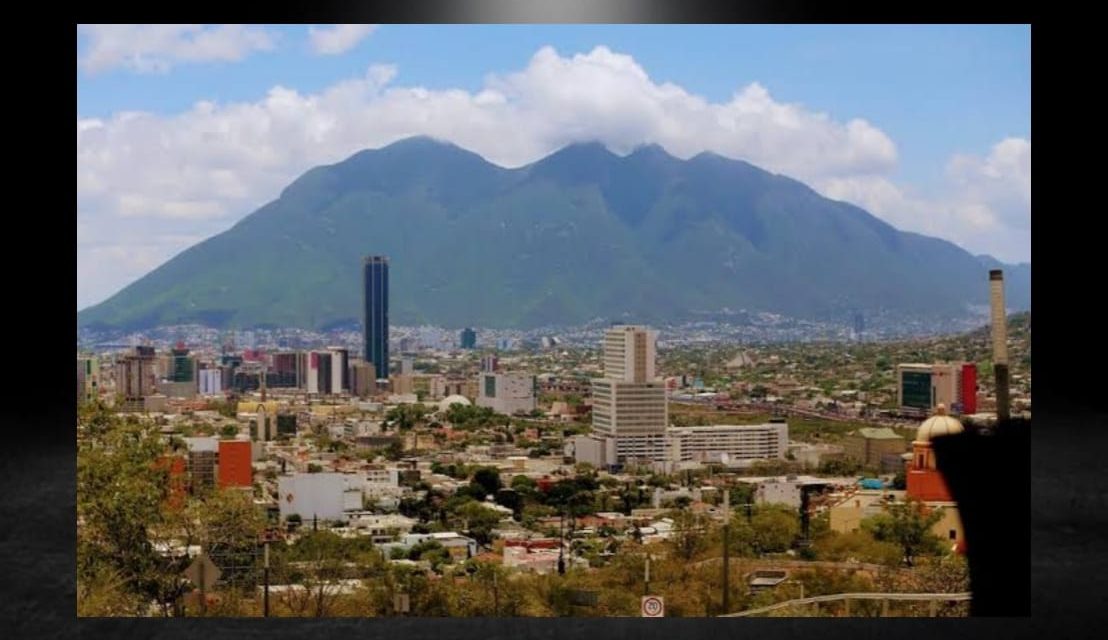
(78, 137, 1031, 331)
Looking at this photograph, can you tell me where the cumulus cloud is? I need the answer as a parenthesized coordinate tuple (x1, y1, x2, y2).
(308, 24, 378, 55)
(78, 24, 277, 74)
(819, 136, 1031, 263)
(76, 44, 1029, 309)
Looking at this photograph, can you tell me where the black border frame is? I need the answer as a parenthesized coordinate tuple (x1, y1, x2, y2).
(23, 3, 1100, 639)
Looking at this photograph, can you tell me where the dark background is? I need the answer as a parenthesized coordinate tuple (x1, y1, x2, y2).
(9, 3, 1097, 639)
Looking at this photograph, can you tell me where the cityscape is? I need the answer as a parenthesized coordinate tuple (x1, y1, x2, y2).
(77, 253, 1029, 617)
(77, 25, 1030, 618)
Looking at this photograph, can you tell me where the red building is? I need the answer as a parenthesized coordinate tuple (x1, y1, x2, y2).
(906, 406, 963, 502)
(906, 405, 967, 554)
(155, 455, 188, 511)
(960, 364, 977, 415)
(218, 439, 254, 488)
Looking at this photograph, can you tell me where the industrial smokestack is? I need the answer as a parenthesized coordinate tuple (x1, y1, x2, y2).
(989, 270, 1010, 420)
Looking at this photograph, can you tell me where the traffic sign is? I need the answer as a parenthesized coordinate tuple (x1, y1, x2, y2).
(184, 552, 221, 589)
(641, 595, 664, 617)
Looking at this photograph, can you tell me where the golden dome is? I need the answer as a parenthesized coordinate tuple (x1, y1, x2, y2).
(916, 404, 964, 442)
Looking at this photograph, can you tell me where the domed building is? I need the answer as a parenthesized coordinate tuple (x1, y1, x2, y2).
(906, 404, 963, 502)
(906, 404, 967, 553)
(438, 394, 472, 412)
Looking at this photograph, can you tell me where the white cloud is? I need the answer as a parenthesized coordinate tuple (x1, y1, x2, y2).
(308, 24, 378, 55)
(78, 24, 277, 74)
(76, 44, 1029, 309)
(818, 136, 1031, 262)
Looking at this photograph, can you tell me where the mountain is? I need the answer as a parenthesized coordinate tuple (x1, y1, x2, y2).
(78, 137, 1032, 331)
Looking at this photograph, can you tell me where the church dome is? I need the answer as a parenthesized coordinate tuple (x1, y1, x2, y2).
(916, 404, 964, 442)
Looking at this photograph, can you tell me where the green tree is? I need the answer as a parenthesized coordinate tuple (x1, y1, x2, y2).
(750, 505, 801, 553)
(455, 501, 502, 547)
(670, 510, 711, 560)
(471, 467, 503, 496)
(862, 500, 946, 567)
(510, 474, 537, 494)
(78, 413, 182, 615)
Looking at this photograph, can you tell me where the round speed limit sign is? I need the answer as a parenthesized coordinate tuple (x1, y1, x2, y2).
(641, 595, 664, 617)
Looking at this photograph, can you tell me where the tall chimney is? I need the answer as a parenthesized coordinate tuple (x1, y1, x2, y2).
(989, 269, 1010, 420)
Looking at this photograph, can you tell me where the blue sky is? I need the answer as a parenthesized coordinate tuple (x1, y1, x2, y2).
(77, 24, 1031, 310)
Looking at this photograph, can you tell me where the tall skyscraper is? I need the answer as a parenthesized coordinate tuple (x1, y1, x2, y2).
(460, 327, 477, 350)
(602, 325, 657, 382)
(591, 325, 667, 462)
(363, 256, 389, 380)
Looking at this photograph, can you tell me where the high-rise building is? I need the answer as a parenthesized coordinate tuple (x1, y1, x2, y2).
(114, 346, 157, 412)
(329, 347, 350, 393)
(460, 327, 477, 350)
(77, 355, 99, 404)
(169, 342, 195, 383)
(602, 325, 657, 383)
(350, 360, 376, 398)
(480, 355, 499, 373)
(307, 351, 334, 395)
(271, 351, 304, 388)
(364, 256, 389, 381)
(198, 369, 223, 396)
(590, 325, 668, 462)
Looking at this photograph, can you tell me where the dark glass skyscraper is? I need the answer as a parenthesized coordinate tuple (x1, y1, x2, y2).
(460, 327, 477, 350)
(363, 256, 389, 380)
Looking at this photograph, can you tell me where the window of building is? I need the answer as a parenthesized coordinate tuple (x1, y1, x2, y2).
(949, 529, 957, 540)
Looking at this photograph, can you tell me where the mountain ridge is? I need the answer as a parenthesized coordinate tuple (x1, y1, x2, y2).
(78, 137, 1031, 331)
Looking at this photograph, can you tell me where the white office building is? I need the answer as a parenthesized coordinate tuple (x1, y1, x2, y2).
(665, 422, 789, 465)
(198, 368, 222, 396)
(476, 371, 537, 415)
(588, 325, 669, 463)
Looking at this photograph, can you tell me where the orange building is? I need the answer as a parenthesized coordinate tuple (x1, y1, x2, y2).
(155, 455, 188, 511)
(906, 405, 967, 553)
(218, 439, 254, 488)
(906, 405, 963, 501)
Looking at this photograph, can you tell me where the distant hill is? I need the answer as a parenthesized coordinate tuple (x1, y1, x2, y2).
(78, 137, 1031, 331)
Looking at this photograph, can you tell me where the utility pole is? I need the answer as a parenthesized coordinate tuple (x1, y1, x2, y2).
(722, 489, 731, 614)
(199, 556, 207, 617)
(263, 541, 270, 617)
(557, 511, 566, 575)
(644, 553, 651, 595)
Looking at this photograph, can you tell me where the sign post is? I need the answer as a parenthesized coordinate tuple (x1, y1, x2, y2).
(394, 593, 410, 615)
(184, 552, 221, 616)
(641, 595, 665, 618)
